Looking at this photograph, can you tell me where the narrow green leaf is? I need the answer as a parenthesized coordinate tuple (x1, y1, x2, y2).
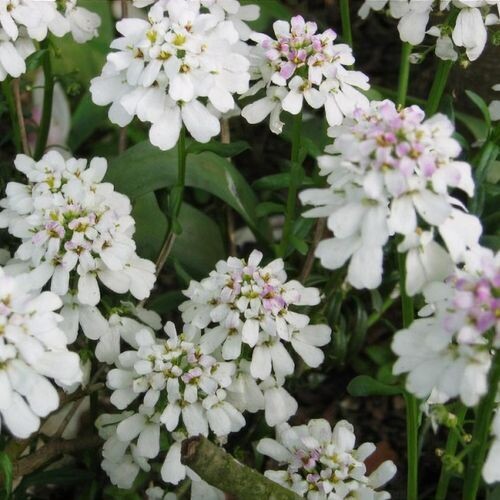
(186, 140, 249, 157)
(290, 235, 308, 255)
(465, 89, 491, 129)
(0, 451, 12, 498)
(347, 375, 402, 397)
(255, 202, 285, 217)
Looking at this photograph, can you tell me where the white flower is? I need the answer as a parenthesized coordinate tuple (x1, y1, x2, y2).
(62, 0, 101, 43)
(242, 15, 369, 132)
(106, 322, 244, 445)
(0, 152, 156, 308)
(359, 0, 499, 61)
(393, 249, 499, 405)
(489, 84, 500, 121)
(483, 407, 500, 484)
(300, 100, 477, 294)
(452, 4, 488, 61)
(0, 0, 98, 80)
(0, 267, 82, 438)
(95, 305, 161, 364)
(90, 0, 250, 150)
(258, 418, 396, 499)
(97, 412, 152, 489)
(179, 250, 330, 375)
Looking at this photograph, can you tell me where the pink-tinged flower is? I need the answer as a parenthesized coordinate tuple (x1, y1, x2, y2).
(300, 99, 479, 295)
(242, 15, 369, 131)
(258, 419, 396, 499)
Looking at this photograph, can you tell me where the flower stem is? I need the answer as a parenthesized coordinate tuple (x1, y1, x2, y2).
(2, 79, 22, 152)
(425, 59, 453, 116)
(435, 405, 467, 500)
(397, 42, 412, 107)
(279, 111, 303, 257)
(463, 349, 500, 500)
(398, 250, 418, 500)
(339, 0, 353, 49)
(34, 40, 54, 160)
(155, 126, 187, 275)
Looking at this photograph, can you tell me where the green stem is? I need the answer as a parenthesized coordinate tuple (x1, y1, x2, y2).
(398, 250, 418, 500)
(435, 406, 467, 500)
(425, 59, 453, 116)
(1, 79, 21, 152)
(34, 40, 54, 160)
(339, 0, 353, 49)
(397, 42, 412, 107)
(463, 350, 500, 500)
(278, 111, 303, 257)
(155, 126, 187, 275)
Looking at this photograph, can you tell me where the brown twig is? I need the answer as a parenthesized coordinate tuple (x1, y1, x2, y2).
(12, 79, 30, 156)
(299, 218, 326, 282)
(181, 436, 301, 500)
(12, 435, 102, 480)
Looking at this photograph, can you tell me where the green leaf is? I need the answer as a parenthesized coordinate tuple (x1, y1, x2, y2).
(253, 173, 291, 191)
(171, 203, 225, 278)
(186, 140, 249, 157)
(255, 202, 285, 217)
(25, 49, 49, 72)
(69, 92, 109, 151)
(132, 193, 168, 261)
(465, 89, 491, 129)
(347, 375, 402, 397)
(106, 141, 264, 236)
(290, 235, 308, 255)
(0, 451, 12, 498)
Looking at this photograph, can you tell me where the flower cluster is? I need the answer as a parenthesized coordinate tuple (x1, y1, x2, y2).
(0, 0, 100, 80)
(0, 151, 156, 313)
(179, 250, 331, 424)
(242, 15, 369, 133)
(105, 321, 244, 486)
(392, 248, 499, 406)
(0, 266, 82, 438)
(258, 418, 397, 499)
(300, 99, 479, 293)
(359, 0, 500, 62)
(90, 0, 251, 151)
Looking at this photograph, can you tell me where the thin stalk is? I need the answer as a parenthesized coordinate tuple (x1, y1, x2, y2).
(279, 111, 302, 257)
(339, 0, 353, 49)
(398, 250, 418, 500)
(12, 79, 30, 155)
(155, 127, 187, 275)
(425, 59, 453, 116)
(435, 406, 467, 500)
(463, 349, 500, 500)
(34, 40, 54, 160)
(2, 79, 21, 152)
(397, 42, 412, 107)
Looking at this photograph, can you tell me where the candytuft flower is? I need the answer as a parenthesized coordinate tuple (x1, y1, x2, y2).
(393, 247, 499, 406)
(90, 0, 251, 150)
(300, 99, 479, 294)
(0, 0, 100, 80)
(0, 267, 82, 438)
(258, 418, 397, 499)
(0, 151, 156, 309)
(242, 15, 369, 132)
